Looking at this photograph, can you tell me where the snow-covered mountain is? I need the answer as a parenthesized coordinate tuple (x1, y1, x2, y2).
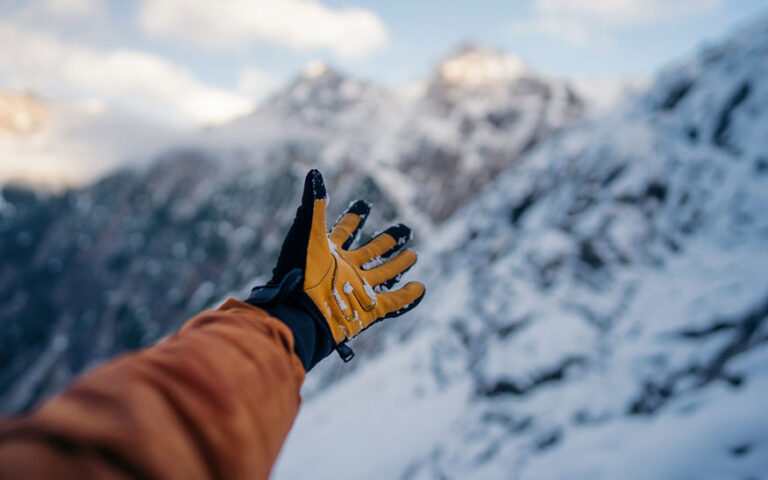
(273, 19, 768, 479)
(0, 45, 582, 413)
(391, 45, 583, 221)
(215, 62, 402, 148)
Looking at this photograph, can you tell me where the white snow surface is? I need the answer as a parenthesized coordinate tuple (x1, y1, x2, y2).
(274, 18, 768, 480)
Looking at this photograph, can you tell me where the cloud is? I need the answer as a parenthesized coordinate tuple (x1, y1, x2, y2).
(512, 0, 723, 47)
(138, 0, 388, 58)
(0, 23, 254, 126)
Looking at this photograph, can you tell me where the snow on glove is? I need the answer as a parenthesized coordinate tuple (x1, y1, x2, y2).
(247, 169, 425, 367)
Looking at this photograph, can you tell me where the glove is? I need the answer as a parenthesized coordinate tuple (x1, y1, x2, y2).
(247, 169, 426, 370)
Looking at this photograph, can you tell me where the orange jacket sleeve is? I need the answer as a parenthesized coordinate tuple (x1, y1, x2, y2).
(0, 299, 306, 480)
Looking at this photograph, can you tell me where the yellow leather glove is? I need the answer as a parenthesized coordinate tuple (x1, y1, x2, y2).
(248, 169, 425, 367)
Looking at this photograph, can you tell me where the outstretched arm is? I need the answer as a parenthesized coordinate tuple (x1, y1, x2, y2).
(0, 300, 304, 480)
(0, 169, 425, 479)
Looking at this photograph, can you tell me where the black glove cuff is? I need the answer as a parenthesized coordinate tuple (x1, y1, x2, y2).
(245, 269, 350, 371)
(260, 299, 334, 371)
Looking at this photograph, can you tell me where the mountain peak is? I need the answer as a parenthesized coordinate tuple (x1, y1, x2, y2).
(296, 60, 349, 84)
(435, 44, 529, 87)
(301, 60, 331, 80)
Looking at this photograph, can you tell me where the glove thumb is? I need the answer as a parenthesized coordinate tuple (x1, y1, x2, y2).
(271, 169, 328, 282)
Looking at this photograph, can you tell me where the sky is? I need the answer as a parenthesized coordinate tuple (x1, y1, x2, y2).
(0, 0, 766, 128)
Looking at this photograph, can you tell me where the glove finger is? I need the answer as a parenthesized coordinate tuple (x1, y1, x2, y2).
(374, 281, 426, 320)
(329, 200, 371, 250)
(363, 249, 417, 288)
(271, 169, 328, 282)
(350, 223, 412, 267)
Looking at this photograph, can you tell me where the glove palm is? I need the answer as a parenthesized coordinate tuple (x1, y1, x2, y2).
(263, 169, 425, 356)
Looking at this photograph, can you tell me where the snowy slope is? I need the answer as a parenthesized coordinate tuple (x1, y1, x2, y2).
(274, 19, 768, 480)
